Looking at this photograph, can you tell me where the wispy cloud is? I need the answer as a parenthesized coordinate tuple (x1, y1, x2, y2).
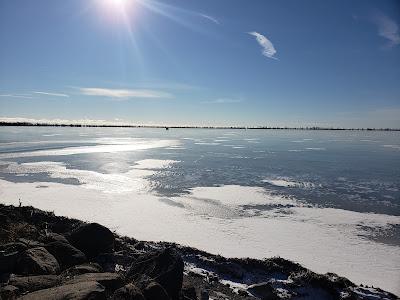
(0, 94, 34, 99)
(199, 13, 220, 25)
(248, 31, 277, 60)
(372, 12, 400, 48)
(134, 80, 200, 91)
(33, 91, 69, 97)
(202, 98, 242, 104)
(79, 88, 172, 99)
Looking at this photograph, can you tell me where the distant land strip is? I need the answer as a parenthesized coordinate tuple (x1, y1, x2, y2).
(0, 121, 399, 131)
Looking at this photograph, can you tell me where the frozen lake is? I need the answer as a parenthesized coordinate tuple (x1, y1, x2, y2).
(0, 126, 399, 294)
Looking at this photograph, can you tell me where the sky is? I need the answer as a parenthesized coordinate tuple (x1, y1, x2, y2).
(0, 0, 399, 128)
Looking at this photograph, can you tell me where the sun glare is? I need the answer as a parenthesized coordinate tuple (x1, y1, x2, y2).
(100, 0, 135, 15)
(110, 0, 128, 7)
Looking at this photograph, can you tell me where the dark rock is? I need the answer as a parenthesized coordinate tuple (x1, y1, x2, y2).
(0, 285, 19, 300)
(5, 222, 39, 242)
(18, 280, 106, 300)
(289, 270, 355, 298)
(39, 232, 69, 244)
(199, 290, 209, 300)
(216, 262, 244, 279)
(133, 242, 145, 251)
(9, 274, 60, 293)
(17, 238, 44, 249)
(0, 212, 10, 226)
(0, 243, 28, 274)
(0, 242, 27, 253)
(96, 251, 137, 273)
(16, 247, 60, 275)
(247, 282, 278, 300)
(66, 272, 124, 291)
(62, 263, 103, 277)
(182, 286, 197, 300)
(143, 282, 170, 300)
(45, 241, 87, 269)
(0, 251, 19, 275)
(68, 223, 114, 258)
(112, 283, 145, 300)
(127, 248, 183, 300)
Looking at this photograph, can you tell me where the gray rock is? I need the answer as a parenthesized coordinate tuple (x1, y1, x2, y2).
(45, 241, 87, 269)
(9, 274, 60, 293)
(112, 283, 145, 300)
(66, 272, 123, 291)
(16, 247, 60, 275)
(61, 263, 103, 277)
(39, 232, 69, 244)
(17, 238, 44, 249)
(18, 281, 106, 300)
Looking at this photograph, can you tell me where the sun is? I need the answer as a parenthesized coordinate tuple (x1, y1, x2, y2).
(99, 0, 135, 12)
(97, 0, 137, 22)
(110, 0, 128, 7)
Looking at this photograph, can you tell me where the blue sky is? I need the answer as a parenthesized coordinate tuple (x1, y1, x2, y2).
(0, 0, 399, 127)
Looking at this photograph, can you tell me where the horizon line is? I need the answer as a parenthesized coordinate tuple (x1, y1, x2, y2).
(0, 121, 399, 131)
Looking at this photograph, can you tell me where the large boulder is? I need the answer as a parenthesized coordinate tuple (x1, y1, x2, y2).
(45, 241, 87, 269)
(112, 283, 145, 300)
(143, 282, 170, 300)
(66, 272, 124, 291)
(127, 248, 183, 300)
(16, 247, 60, 275)
(18, 281, 106, 300)
(67, 223, 114, 258)
(9, 274, 60, 293)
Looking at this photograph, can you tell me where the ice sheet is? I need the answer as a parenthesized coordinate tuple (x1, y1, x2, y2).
(1, 179, 399, 295)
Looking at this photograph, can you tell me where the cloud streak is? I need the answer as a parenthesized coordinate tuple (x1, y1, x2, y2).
(33, 91, 69, 97)
(0, 94, 34, 99)
(248, 31, 277, 59)
(199, 13, 220, 25)
(373, 12, 400, 48)
(80, 88, 172, 100)
(202, 98, 242, 104)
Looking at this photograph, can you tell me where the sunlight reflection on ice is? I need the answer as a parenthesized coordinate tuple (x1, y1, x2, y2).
(0, 138, 180, 159)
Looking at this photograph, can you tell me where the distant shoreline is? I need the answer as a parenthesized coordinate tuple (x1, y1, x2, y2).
(0, 121, 399, 131)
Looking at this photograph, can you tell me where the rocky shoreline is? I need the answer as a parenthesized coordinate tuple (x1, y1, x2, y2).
(0, 204, 397, 300)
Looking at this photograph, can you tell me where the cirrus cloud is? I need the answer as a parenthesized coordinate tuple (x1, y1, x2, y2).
(80, 87, 172, 100)
(372, 12, 400, 48)
(201, 98, 242, 104)
(33, 91, 69, 97)
(199, 13, 220, 25)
